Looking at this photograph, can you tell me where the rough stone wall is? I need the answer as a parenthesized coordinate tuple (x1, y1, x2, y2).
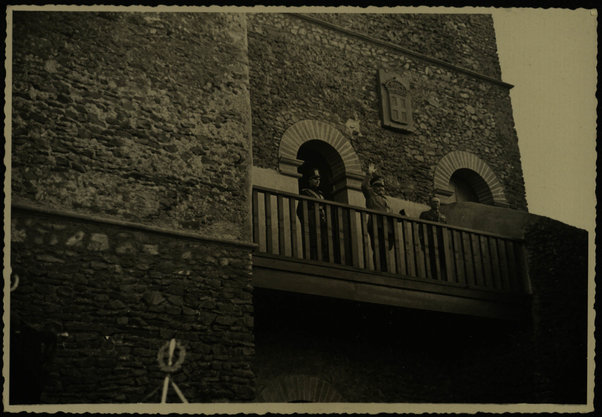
(248, 13, 527, 210)
(312, 13, 502, 78)
(11, 11, 252, 240)
(523, 215, 588, 403)
(10, 11, 256, 404)
(11, 209, 255, 403)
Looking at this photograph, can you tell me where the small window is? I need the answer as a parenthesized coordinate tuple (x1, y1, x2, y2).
(448, 168, 494, 205)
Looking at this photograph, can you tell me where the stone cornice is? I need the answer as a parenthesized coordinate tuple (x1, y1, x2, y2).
(11, 201, 258, 250)
(291, 13, 514, 89)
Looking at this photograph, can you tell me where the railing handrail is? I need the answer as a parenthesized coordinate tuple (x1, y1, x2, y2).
(253, 185, 524, 242)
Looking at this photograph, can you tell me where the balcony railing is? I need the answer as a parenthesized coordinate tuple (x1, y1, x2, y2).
(252, 186, 531, 296)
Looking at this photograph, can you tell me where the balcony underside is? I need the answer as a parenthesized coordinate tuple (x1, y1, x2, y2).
(253, 254, 530, 320)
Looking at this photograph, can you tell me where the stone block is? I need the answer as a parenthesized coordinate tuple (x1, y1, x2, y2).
(115, 242, 136, 255)
(36, 254, 65, 263)
(142, 290, 165, 306)
(66, 231, 85, 247)
(88, 233, 110, 251)
(142, 244, 159, 255)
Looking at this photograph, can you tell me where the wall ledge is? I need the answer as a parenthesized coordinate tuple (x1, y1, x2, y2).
(11, 201, 258, 250)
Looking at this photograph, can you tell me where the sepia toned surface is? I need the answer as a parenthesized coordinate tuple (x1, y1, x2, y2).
(5, 7, 592, 412)
(11, 12, 252, 240)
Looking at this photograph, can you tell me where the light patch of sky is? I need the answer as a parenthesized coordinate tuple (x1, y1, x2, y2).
(491, 8, 597, 234)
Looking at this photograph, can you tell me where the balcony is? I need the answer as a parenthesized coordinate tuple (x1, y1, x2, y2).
(252, 186, 532, 320)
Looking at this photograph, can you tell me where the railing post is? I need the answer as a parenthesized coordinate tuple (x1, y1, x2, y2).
(412, 222, 425, 279)
(313, 203, 323, 261)
(301, 200, 310, 260)
(349, 209, 360, 268)
(371, 213, 381, 271)
(289, 197, 299, 259)
(461, 232, 474, 287)
(382, 214, 392, 272)
(420, 224, 431, 279)
(431, 225, 446, 281)
(360, 212, 373, 270)
(505, 240, 518, 292)
(488, 237, 502, 290)
(441, 227, 455, 283)
(393, 219, 404, 276)
(479, 235, 492, 289)
(252, 188, 259, 246)
(325, 205, 334, 263)
(277, 194, 286, 256)
(451, 230, 466, 286)
(264, 192, 273, 254)
(402, 220, 415, 277)
(470, 234, 483, 287)
(337, 206, 346, 265)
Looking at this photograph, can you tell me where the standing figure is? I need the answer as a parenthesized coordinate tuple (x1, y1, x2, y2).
(362, 164, 394, 271)
(297, 168, 329, 261)
(419, 197, 447, 223)
(419, 196, 448, 280)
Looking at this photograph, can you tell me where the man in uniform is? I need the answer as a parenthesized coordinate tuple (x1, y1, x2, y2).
(297, 168, 328, 261)
(362, 164, 394, 271)
(419, 197, 447, 223)
(419, 196, 448, 280)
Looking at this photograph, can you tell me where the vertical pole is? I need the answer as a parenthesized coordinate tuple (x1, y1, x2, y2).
(302, 200, 310, 260)
(289, 197, 298, 258)
(441, 227, 455, 283)
(325, 204, 334, 263)
(349, 209, 360, 268)
(252, 189, 259, 246)
(314, 202, 323, 261)
(277, 195, 286, 256)
(265, 192, 273, 254)
(371, 213, 381, 271)
(393, 219, 404, 276)
(161, 376, 170, 403)
(337, 207, 346, 265)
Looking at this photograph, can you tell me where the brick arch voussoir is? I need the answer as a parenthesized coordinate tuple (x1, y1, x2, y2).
(279, 120, 361, 177)
(434, 150, 508, 205)
(256, 375, 345, 402)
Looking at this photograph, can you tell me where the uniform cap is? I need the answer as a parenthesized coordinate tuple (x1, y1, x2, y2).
(370, 175, 385, 186)
(308, 168, 321, 179)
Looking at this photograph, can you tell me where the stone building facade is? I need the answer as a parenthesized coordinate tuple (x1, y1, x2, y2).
(7, 10, 587, 406)
(249, 13, 526, 213)
(9, 11, 255, 403)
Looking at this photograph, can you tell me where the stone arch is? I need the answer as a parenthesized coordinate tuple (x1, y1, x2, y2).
(278, 120, 362, 181)
(255, 374, 345, 403)
(433, 151, 508, 207)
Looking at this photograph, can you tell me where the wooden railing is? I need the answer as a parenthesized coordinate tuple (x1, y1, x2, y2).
(252, 186, 530, 294)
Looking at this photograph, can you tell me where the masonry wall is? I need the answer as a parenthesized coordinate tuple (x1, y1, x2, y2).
(248, 13, 527, 209)
(312, 13, 502, 78)
(11, 11, 251, 239)
(10, 11, 255, 403)
(11, 209, 254, 403)
(523, 215, 589, 403)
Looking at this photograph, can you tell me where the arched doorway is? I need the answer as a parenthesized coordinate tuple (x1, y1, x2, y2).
(278, 120, 364, 204)
(449, 168, 494, 204)
(297, 140, 344, 201)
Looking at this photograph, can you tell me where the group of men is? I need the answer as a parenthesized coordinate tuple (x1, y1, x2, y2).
(297, 165, 447, 271)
